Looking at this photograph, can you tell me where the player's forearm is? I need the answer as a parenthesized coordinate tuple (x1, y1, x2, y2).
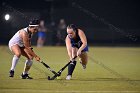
(23, 41, 37, 57)
(25, 47, 38, 57)
(79, 42, 87, 52)
(67, 49, 72, 60)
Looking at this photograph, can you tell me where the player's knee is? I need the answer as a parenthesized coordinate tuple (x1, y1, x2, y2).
(15, 53, 21, 58)
(28, 56, 34, 60)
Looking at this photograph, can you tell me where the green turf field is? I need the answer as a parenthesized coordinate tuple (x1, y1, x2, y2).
(0, 46, 140, 93)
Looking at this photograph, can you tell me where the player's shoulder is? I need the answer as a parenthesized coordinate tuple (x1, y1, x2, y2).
(78, 28, 83, 32)
(19, 28, 28, 36)
(65, 35, 69, 39)
(78, 29, 84, 35)
(20, 27, 27, 32)
(65, 35, 70, 41)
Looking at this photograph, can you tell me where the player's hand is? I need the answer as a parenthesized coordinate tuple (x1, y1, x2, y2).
(30, 47, 33, 50)
(77, 50, 82, 56)
(35, 56, 40, 62)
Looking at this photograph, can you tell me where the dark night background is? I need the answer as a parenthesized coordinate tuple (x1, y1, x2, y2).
(0, 0, 140, 46)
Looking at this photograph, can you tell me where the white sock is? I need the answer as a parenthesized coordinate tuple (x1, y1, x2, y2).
(23, 60, 33, 75)
(22, 72, 27, 75)
(10, 55, 19, 71)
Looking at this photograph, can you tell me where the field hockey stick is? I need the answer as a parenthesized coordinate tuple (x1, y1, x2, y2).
(40, 61, 59, 76)
(48, 56, 77, 80)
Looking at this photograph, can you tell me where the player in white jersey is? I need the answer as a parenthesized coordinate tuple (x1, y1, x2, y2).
(9, 19, 40, 79)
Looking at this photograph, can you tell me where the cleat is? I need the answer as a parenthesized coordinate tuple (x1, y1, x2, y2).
(66, 75, 72, 80)
(9, 70, 14, 77)
(21, 73, 33, 79)
(82, 64, 86, 69)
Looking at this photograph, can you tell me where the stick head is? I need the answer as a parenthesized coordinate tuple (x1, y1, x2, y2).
(57, 72, 61, 76)
(48, 76, 51, 80)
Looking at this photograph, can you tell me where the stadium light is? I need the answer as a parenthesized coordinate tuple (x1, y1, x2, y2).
(4, 14, 10, 21)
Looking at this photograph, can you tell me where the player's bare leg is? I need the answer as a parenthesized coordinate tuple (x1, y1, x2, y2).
(79, 52, 88, 69)
(66, 48, 77, 80)
(37, 37, 43, 47)
(9, 45, 21, 77)
(20, 47, 33, 79)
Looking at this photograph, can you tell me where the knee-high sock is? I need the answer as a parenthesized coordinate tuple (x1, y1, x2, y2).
(68, 61, 77, 75)
(10, 55, 19, 71)
(23, 60, 33, 75)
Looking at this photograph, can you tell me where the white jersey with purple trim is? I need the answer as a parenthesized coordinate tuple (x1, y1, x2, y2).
(8, 27, 28, 51)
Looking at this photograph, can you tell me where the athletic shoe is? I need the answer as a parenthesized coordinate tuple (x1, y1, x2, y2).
(21, 73, 33, 79)
(80, 62, 86, 69)
(82, 64, 86, 69)
(9, 70, 14, 77)
(66, 75, 72, 80)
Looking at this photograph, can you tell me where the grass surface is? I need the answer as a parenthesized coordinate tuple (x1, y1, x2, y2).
(0, 46, 140, 93)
